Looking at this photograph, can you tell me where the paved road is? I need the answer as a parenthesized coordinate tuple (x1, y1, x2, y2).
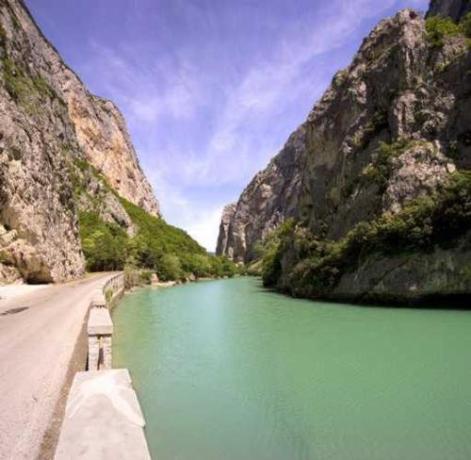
(0, 273, 116, 460)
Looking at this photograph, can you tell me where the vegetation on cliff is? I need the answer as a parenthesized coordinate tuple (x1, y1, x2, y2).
(425, 12, 471, 47)
(218, 6, 471, 303)
(261, 171, 471, 299)
(76, 161, 237, 280)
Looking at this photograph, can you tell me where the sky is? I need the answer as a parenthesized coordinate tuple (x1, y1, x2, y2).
(26, 0, 429, 251)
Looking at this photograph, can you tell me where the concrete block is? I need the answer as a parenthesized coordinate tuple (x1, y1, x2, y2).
(54, 369, 151, 460)
(87, 335, 99, 372)
(88, 307, 113, 335)
(101, 336, 112, 370)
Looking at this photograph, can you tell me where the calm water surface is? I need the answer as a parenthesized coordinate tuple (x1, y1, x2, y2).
(113, 277, 471, 460)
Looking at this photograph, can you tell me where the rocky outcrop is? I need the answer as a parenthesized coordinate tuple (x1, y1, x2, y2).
(216, 126, 305, 262)
(427, 0, 471, 21)
(67, 94, 159, 217)
(0, 0, 158, 283)
(216, 203, 236, 258)
(217, 1, 471, 302)
(8, 0, 159, 216)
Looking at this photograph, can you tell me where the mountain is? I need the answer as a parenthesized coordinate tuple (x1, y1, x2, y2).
(0, 0, 228, 284)
(217, 0, 471, 304)
(427, 0, 471, 20)
(215, 126, 305, 263)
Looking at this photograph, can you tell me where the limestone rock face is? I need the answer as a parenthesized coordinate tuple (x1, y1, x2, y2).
(427, 0, 471, 21)
(67, 94, 159, 216)
(0, 0, 158, 283)
(7, 0, 159, 216)
(216, 126, 305, 262)
(215, 203, 236, 258)
(217, 2, 471, 301)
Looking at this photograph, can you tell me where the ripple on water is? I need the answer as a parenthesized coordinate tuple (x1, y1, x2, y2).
(113, 277, 471, 460)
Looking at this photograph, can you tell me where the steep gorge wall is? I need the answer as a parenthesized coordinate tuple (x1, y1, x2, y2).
(217, 1, 471, 302)
(427, 0, 471, 20)
(0, 0, 158, 283)
(216, 126, 306, 263)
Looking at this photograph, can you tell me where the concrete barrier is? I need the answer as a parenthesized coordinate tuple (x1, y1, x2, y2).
(55, 273, 151, 459)
(54, 369, 151, 460)
(87, 308, 113, 371)
(87, 273, 124, 371)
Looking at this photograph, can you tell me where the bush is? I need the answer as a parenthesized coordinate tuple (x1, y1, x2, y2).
(76, 162, 239, 280)
(123, 266, 152, 289)
(260, 219, 295, 286)
(157, 254, 182, 281)
(361, 140, 410, 190)
(79, 212, 128, 271)
(262, 171, 471, 297)
(426, 15, 461, 47)
(459, 12, 471, 37)
(209, 256, 238, 278)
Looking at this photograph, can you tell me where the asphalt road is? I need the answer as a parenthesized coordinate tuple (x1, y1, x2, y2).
(0, 273, 115, 460)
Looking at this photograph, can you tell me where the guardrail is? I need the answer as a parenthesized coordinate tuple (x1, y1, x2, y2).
(55, 272, 152, 459)
(87, 273, 124, 371)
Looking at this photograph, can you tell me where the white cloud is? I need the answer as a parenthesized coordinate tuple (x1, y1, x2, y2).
(86, 42, 203, 124)
(206, 0, 403, 173)
(78, 0, 428, 250)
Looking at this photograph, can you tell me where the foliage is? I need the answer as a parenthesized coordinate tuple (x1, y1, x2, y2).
(77, 184, 239, 280)
(425, 13, 471, 48)
(262, 171, 471, 298)
(361, 140, 410, 189)
(246, 259, 263, 276)
(123, 267, 153, 289)
(209, 256, 238, 278)
(2, 58, 60, 113)
(79, 212, 128, 272)
(460, 12, 471, 37)
(425, 15, 461, 47)
(260, 219, 295, 286)
(119, 198, 206, 273)
(157, 254, 182, 281)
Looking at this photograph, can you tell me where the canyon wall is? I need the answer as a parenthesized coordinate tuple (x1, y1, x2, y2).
(0, 0, 159, 282)
(217, 1, 471, 302)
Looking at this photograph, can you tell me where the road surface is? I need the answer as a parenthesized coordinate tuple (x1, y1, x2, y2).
(0, 273, 116, 460)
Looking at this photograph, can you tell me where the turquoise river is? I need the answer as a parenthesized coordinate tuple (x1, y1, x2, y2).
(113, 277, 471, 460)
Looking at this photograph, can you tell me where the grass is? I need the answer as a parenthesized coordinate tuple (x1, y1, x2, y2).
(2, 57, 62, 114)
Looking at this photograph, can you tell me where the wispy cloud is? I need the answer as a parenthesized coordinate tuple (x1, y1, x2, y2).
(42, 0, 429, 250)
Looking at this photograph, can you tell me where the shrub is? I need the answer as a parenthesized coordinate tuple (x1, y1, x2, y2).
(2, 58, 59, 112)
(260, 219, 295, 286)
(459, 12, 471, 37)
(360, 140, 410, 190)
(76, 161, 238, 279)
(262, 171, 471, 297)
(123, 266, 152, 289)
(79, 212, 128, 271)
(425, 15, 461, 47)
(157, 254, 182, 281)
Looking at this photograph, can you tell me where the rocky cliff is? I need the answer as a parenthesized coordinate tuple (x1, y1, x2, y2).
(217, 1, 471, 303)
(216, 126, 306, 263)
(0, 0, 159, 283)
(427, 0, 471, 20)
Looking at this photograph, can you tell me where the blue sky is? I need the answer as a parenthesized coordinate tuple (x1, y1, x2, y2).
(26, 0, 428, 251)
